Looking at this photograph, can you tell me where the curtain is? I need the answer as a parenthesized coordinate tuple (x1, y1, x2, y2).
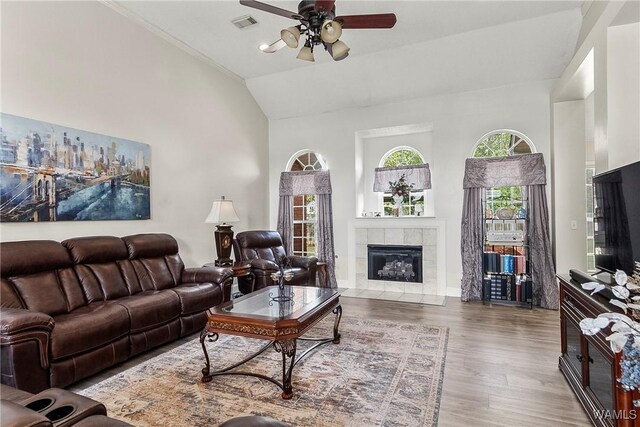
(277, 195, 293, 255)
(461, 153, 558, 309)
(460, 187, 484, 301)
(373, 164, 432, 192)
(278, 170, 337, 288)
(463, 153, 546, 188)
(528, 184, 559, 309)
(317, 193, 337, 288)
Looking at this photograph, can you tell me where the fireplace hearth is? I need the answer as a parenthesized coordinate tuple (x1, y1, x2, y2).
(367, 245, 423, 282)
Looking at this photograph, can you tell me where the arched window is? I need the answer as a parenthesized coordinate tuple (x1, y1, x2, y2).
(472, 130, 535, 218)
(286, 150, 327, 256)
(379, 147, 425, 216)
(472, 130, 534, 158)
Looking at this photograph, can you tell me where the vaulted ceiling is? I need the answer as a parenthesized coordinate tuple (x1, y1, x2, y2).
(112, 1, 584, 119)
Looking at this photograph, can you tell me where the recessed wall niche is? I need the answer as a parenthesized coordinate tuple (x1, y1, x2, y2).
(354, 123, 435, 218)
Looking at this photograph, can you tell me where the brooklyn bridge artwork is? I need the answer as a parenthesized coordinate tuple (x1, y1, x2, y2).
(0, 113, 151, 222)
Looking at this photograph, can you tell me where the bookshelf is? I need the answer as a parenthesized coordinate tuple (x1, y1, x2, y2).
(482, 193, 533, 308)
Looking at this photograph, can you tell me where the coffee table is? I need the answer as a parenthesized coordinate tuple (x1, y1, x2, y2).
(199, 285, 342, 399)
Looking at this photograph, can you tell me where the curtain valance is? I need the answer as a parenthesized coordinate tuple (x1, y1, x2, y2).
(279, 170, 332, 196)
(463, 153, 546, 189)
(373, 164, 431, 192)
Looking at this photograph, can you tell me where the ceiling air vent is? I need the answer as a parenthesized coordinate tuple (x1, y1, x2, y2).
(232, 15, 258, 29)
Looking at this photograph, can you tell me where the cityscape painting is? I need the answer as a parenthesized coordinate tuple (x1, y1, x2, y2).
(0, 113, 151, 222)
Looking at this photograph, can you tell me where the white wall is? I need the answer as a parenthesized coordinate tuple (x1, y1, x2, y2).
(269, 80, 554, 292)
(0, 1, 270, 266)
(552, 100, 587, 274)
(607, 22, 640, 169)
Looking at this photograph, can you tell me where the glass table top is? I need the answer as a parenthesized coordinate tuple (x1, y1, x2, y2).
(214, 286, 338, 321)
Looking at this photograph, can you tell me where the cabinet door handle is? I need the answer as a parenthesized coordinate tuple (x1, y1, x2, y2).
(588, 356, 594, 364)
(576, 354, 585, 362)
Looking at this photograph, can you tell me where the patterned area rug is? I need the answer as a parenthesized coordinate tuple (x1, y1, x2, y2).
(77, 316, 448, 426)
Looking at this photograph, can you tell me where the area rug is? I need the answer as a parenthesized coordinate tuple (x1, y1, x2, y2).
(77, 316, 448, 426)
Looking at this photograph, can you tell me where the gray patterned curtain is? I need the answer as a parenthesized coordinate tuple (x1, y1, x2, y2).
(277, 195, 292, 255)
(461, 153, 559, 309)
(278, 170, 337, 288)
(373, 164, 432, 191)
(460, 187, 483, 301)
(529, 185, 559, 309)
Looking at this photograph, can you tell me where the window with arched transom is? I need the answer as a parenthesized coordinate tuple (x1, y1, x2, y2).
(286, 150, 328, 257)
(472, 130, 536, 216)
(379, 147, 426, 216)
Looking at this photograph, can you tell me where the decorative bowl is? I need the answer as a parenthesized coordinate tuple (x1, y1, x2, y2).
(496, 208, 515, 219)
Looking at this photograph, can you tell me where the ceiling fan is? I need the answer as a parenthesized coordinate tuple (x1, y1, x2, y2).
(239, 0, 397, 61)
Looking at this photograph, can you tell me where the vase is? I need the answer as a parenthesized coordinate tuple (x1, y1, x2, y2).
(392, 194, 403, 217)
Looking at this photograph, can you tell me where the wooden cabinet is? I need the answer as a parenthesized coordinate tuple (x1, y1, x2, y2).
(559, 274, 640, 426)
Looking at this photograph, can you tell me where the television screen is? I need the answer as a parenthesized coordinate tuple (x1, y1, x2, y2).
(592, 160, 640, 275)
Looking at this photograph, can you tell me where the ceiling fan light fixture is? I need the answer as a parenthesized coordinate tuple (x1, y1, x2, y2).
(280, 26, 300, 48)
(320, 20, 342, 44)
(296, 41, 315, 62)
(330, 40, 349, 61)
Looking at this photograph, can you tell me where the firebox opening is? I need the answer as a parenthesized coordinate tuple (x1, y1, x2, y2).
(367, 244, 423, 282)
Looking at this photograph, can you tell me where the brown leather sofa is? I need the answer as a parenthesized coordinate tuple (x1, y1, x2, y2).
(0, 233, 233, 394)
(1, 383, 131, 426)
(232, 230, 317, 293)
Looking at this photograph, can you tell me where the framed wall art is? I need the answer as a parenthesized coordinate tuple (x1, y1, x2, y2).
(0, 113, 151, 222)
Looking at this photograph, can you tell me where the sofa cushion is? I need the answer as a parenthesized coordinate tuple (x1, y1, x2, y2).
(74, 264, 130, 302)
(171, 283, 221, 315)
(1, 279, 23, 309)
(114, 291, 180, 334)
(10, 272, 68, 316)
(130, 259, 176, 291)
(0, 240, 71, 277)
(122, 233, 179, 259)
(62, 236, 128, 264)
(50, 302, 130, 360)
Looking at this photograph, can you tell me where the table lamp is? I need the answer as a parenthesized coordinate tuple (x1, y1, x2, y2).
(205, 196, 239, 266)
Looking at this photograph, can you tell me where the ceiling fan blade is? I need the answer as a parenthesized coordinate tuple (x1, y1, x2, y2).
(260, 39, 287, 53)
(314, 0, 336, 13)
(239, 0, 302, 20)
(335, 13, 397, 29)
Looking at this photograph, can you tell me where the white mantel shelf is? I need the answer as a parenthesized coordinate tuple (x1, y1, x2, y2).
(347, 218, 447, 296)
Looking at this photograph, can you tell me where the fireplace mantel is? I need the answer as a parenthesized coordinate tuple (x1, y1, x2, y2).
(347, 218, 446, 295)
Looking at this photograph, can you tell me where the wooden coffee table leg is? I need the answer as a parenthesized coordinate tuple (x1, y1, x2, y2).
(273, 339, 297, 399)
(333, 305, 342, 344)
(200, 329, 219, 382)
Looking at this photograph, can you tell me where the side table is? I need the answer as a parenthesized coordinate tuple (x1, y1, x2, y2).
(204, 262, 255, 295)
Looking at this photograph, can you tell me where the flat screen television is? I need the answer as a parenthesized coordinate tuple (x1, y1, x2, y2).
(592, 160, 640, 275)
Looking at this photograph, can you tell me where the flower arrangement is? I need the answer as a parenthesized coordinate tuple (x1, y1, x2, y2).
(580, 265, 640, 394)
(388, 174, 414, 202)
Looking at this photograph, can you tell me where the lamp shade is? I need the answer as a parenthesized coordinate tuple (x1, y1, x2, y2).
(204, 196, 239, 224)
(296, 44, 314, 62)
(320, 20, 342, 44)
(280, 26, 300, 48)
(330, 40, 349, 61)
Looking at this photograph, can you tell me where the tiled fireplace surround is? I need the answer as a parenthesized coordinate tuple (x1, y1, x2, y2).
(347, 218, 446, 296)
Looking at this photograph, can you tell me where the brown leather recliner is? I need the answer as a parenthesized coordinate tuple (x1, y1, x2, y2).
(232, 231, 317, 294)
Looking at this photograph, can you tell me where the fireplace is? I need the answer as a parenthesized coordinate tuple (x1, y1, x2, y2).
(367, 245, 423, 282)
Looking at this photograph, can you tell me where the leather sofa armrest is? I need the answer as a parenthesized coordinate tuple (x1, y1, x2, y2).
(249, 259, 280, 271)
(1, 308, 54, 374)
(182, 267, 234, 302)
(0, 399, 52, 427)
(182, 266, 233, 284)
(0, 308, 54, 336)
(286, 255, 318, 269)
